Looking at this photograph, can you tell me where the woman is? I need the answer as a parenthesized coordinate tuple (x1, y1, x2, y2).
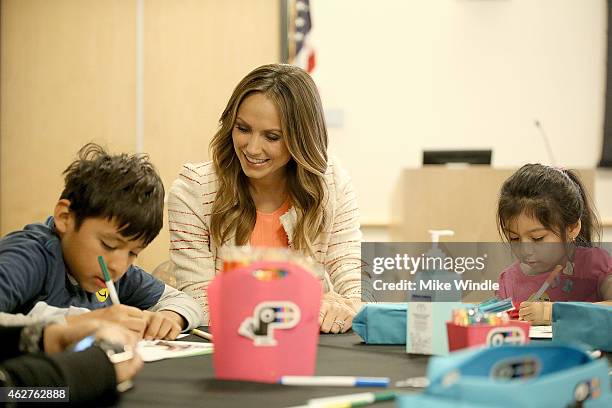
(168, 64, 372, 333)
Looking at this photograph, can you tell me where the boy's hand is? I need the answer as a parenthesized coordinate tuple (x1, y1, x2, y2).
(68, 305, 147, 337)
(519, 301, 553, 325)
(142, 310, 184, 340)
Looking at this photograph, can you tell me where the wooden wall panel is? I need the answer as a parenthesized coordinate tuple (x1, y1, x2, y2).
(1, 0, 280, 273)
(1, 0, 137, 232)
(140, 0, 280, 271)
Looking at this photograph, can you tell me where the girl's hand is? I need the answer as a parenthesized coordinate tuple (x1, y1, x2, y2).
(519, 301, 553, 325)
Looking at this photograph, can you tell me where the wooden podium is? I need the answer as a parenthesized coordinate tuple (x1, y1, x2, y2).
(390, 166, 595, 242)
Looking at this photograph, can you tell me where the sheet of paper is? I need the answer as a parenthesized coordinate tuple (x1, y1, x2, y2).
(529, 325, 553, 339)
(137, 340, 213, 362)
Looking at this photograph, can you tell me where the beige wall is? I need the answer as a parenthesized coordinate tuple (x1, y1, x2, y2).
(309, 0, 610, 228)
(142, 0, 280, 271)
(1, 0, 280, 271)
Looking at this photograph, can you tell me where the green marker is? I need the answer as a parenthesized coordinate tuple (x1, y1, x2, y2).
(307, 391, 396, 408)
(98, 256, 120, 304)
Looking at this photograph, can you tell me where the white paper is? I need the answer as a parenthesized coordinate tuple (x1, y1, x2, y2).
(529, 325, 553, 339)
(137, 340, 213, 362)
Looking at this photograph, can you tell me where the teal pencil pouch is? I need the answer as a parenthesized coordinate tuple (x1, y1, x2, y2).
(553, 302, 612, 351)
(352, 303, 407, 344)
(397, 343, 612, 407)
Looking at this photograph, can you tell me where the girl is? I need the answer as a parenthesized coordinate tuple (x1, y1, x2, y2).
(167, 64, 372, 333)
(496, 164, 611, 324)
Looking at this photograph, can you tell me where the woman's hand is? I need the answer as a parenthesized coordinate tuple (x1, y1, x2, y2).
(319, 292, 361, 334)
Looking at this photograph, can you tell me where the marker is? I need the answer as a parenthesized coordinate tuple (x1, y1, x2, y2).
(307, 391, 396, 408)
(279, 376, 389, 388)
(191, 328, 213, 342)
(98, 256, 120, 305)
(478, 297, 514, 313)
(532, 264, 563, 301)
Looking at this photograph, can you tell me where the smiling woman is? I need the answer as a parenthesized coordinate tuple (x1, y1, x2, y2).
(167, 64, 373, 333)
(231, 92, 292, 214)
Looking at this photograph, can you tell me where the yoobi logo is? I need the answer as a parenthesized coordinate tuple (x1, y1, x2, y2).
(238, 301, 301, 346)
(95, 288, 109, 302)
(486, 327, 526, 346)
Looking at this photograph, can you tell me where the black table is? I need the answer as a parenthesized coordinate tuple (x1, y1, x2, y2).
(118, 331, 428, 407)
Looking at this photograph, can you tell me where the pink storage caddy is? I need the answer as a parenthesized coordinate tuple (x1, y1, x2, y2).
(208, 260, 322, 382)
(446, 320, 531, 352)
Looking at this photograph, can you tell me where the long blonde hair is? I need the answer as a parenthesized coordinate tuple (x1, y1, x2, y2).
(209, 64, 328, 254)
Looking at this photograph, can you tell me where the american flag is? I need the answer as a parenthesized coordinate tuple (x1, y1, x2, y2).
(290, 0, 316, 73)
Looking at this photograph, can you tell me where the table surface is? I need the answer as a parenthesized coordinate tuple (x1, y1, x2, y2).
(117, 331, 427, 408)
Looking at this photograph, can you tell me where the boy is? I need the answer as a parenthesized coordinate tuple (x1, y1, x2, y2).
(0, 143, 203, 339)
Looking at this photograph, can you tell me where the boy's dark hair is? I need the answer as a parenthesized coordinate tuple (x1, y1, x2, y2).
(60, 143, 164, 245)
(497, 164, 600, 246)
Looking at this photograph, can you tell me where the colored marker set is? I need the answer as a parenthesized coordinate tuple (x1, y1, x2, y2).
(222, 246, 323, 279)
(451, 297, 515, 327)
(451, 308, 510, 327)
(252, 268, 288, 281)
(446, 297, 531, 351)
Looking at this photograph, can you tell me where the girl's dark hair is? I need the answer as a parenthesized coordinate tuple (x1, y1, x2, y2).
(60, 143, 165, 245)
(497, 164, 600, 246)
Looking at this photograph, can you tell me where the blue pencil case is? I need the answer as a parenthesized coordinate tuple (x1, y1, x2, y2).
(352, 303, 407, 344)
(397, 343, 612, 407)
(553, 302, 612, 351)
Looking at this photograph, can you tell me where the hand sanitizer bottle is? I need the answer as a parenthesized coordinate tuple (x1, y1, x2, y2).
(411, 229, 456, 302)
(407, 229, 461, 355)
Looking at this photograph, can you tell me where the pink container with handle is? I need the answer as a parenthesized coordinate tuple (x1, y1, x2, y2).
(208, 260, 322, 382)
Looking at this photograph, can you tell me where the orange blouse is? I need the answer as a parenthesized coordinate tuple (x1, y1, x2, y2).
(250, 200, 291, 248)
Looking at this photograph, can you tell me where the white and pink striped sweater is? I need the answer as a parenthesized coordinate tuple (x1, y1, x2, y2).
(167, 156, 368, 323)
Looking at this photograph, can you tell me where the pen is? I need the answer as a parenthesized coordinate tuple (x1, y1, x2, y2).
(191, 328, 214, 342)
(279, 376, 389, 388)
(98, 255, 120, 305)
(307, 391, 396, 408)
